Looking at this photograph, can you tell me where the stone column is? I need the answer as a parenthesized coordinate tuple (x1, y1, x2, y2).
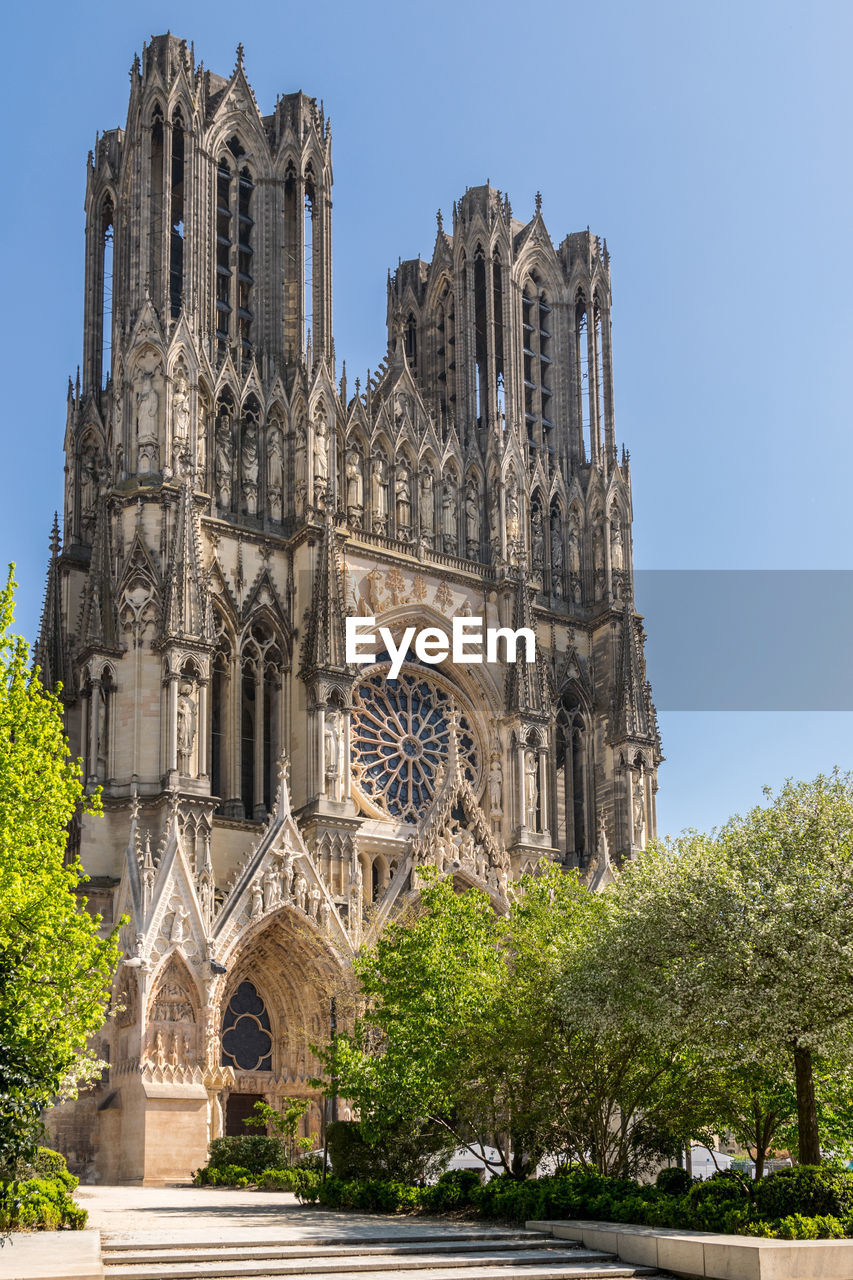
(197, 677, 209, 779)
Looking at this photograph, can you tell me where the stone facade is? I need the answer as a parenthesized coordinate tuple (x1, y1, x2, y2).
(36, 34, 661, 1184)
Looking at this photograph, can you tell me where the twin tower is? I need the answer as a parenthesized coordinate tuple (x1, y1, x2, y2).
(38, 34, 662, 1184)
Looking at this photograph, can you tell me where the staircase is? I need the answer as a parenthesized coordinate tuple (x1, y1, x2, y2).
(101, 1226, 667, 1279)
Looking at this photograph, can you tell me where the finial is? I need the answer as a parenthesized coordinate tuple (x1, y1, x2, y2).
(535, 191, 542, 215)
(436, 209, 443, 232)
(49, 513, 61, 558)
(235, 42, 244, 69)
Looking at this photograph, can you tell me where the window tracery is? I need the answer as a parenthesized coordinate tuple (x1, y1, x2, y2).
(221, 980, 272, 1072)
(351, 667, 479, 823)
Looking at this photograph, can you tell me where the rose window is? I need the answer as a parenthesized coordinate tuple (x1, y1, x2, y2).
(351, 666, 479, 822)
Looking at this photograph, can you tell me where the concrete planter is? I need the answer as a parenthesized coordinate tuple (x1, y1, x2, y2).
(527, 1217, 853, 1280)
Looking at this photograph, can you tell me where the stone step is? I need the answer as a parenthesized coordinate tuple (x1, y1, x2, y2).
(101, 1231, 536, 1254)
(104, 1264, 655, 1280)
(101, 1246, 654, 1280)
(101, 1237, 576, 1265)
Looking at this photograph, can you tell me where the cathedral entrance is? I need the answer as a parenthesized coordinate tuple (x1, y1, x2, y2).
(225, 1092, 265, 1136)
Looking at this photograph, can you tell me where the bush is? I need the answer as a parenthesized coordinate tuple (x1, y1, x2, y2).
(257, 1168, 298, 1192)
(318, 1176, 426, 1213)
(325, 1119, 447, 1184)
(423, 1168, 481, 1211)
(194, 1164, 253, 1187)
(293, 1169, 321, 1203)
(656, 1167, 694, 1196)
(682, 1172, 752, 1233)
(207, 1136, 287, 1176)
(0, 1175, 86, 1230)
(754, 1166, 853, 1222)
(777, 1213, 846, 1240)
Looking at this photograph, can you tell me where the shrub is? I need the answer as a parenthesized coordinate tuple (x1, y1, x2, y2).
(325, 1119, 447, 1183)
(656, 1167, 694, 1196)
(423, 1168, 481, 1211)
(0, 1175, 86, 1230)
(207, 1136, 287, 1176)
(257, 1169, 298, 1192)
(318, 1176, 425, 1213)
(754, 1166, 853, 1222)
(777, 1213, 846, 1240)
(194, 1164, 252, 1187)
(293, 1169, 321, 1203)
(683, 1172, 752, 1233)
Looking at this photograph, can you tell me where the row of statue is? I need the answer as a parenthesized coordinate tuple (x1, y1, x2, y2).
(248, 853, 333, 931)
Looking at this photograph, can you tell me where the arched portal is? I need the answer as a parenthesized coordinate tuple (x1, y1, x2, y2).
(216, 907, 349, 1146)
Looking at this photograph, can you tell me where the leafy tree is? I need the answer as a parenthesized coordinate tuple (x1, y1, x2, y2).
(605, 774, 853, 1167)
(322, 863, 713, 1178)
(0, 570, 119, 1168)
(243, 1098, 313, 1165)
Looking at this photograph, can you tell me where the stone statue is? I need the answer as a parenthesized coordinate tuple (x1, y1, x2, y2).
(313, 411, 329, 502)
(465, 481, 479, 552)
(324, 710, 341, 799)
(80, 443, 99, 520)
(168, 1031, 180, 1068)
(488, 757, 503, 814)
(611, 512, 624, 571)
(177, 681, 196, 773)
(266, 428, 283, 522)
(420, 469, 434, 535)
(135, 368, 160, 472)
(172, 375, 190, 446)
(442, 481, 457, 550)
(371, 454, 388, 528)
(251, 879, 264, 920)
(551, 521, 564, 575)
(196, 405, 207, 480)
(153, 1030, 166, 1069)
(505, 477, 520, 542)
(633, 776, 646, 847)
(170, 903, 189, 944)
(395, 464, 411, 530)
(263, 863, 280, 913)
(346, 449, 363, 512)
(294, 421, 307, 515)
(241, 422, 259, 516)
(531, 507, 544, 573)
(568, 513, 581, 574)
(214, 411, 233, 509)
(524, 750, 538, 830)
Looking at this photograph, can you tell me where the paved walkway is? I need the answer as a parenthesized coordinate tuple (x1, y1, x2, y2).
(75, 1184, 475, 1240)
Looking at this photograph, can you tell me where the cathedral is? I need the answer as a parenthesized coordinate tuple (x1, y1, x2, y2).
(36, 34, 662, 1184)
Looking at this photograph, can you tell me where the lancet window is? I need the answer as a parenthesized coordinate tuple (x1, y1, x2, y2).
(169, 110, 185, 318)
(215, 138, 254, 357)
(521, 274, 553, 459)
(556, 702, 589, 862)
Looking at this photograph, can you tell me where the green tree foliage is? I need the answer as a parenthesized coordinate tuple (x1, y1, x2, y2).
(322, 864, 713, 1178)
(604, 773, 853, 1167)
(0, 570, 120, 1168)
(243, 1097, 313, 1165)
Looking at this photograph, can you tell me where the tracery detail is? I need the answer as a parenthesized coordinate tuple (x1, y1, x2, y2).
(351, 666, 479, 823)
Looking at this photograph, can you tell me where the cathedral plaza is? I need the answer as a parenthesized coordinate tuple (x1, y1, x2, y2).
(33, 32, 662, 1187)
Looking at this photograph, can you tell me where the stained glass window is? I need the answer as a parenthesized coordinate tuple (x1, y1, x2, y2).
(351, 666, 479, 823)
(221, 979, 272, 1072)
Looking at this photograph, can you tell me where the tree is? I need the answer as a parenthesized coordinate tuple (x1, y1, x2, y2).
(0, 570, 120, 1167)
(244, 1098, 313, 1165)
(322, 863, 712, 1178)
(604, 774, 853, 1167)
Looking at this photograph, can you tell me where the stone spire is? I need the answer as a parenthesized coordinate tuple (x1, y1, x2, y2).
(300, 504, 349, 675)
(504, 572, 546, 715)
(612, 603, 649, 742)
(161, 479, 213, 644)
(35, 514, 68, 693)
(79, 492, 118, 651)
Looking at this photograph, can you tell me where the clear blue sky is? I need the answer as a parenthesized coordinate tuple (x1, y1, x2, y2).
(3, 0, 852, 835)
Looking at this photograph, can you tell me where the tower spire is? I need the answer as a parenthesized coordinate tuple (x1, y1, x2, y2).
(161, 479, 213, 643)
(35, 514, 68, 693)
(300, 502, 349, 674)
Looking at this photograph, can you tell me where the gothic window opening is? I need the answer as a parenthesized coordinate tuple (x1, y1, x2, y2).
(576, 296, 591, 460)
(100, 198, 114, 389)
(170, 111, 185, 319)
(473, 247, 487, 426)
(304, 171, 315, 353)
(351, 667, 480, 823)
(210, 636, 230, 814)
(239, 621, 283, 820)
(492, 252, 504, 415)
(216, 161, 233, 344)
(221, 980, 272, 1072)
(283, 164, 298, 362)
(150, 106, 165, 304)
(557, 706, 588, 861)
(404, 313, 417, 372)
(595, 301, 605, 448)
(237, 167, 254, 355)
(521, 275, 552, 457)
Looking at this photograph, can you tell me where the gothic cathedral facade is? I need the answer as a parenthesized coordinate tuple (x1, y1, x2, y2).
(36, 35, 661, 1183)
